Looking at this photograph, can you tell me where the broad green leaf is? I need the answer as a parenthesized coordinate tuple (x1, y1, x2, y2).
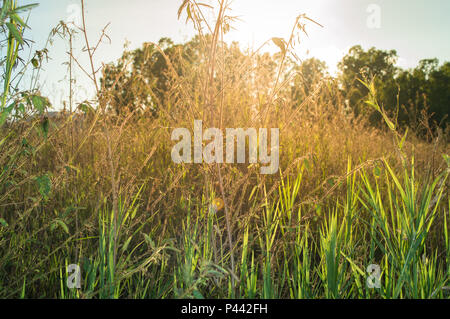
(31, 58, 39, 68)
(10, 4, 39, 15)
(35, 174, 51, 199)
(0, 218, 8, 227)
(56, 220, 69, 234)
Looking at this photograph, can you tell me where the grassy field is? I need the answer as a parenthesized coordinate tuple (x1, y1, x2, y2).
(0, 0, 449, 299)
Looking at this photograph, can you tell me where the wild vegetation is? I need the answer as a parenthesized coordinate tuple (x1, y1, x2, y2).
(0, 0, 448, 299)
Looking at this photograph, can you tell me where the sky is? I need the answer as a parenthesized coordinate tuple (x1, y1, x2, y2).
(19, 0, 450, 108)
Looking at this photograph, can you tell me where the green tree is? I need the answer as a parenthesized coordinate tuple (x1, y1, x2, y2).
(290, 57, 327, 107)
(396, 59, 449, 131)
(338, 45, 398, 123)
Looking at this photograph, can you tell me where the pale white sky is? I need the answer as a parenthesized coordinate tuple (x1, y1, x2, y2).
(20, 0, 450, 108)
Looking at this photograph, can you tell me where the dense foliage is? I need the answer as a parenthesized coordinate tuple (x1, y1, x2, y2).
(103, 41, 449, 134)
(0, 0, 448, 299)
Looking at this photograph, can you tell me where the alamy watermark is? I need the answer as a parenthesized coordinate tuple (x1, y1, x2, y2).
(171, 120, 279, 175)
(366, 264, 381, 289)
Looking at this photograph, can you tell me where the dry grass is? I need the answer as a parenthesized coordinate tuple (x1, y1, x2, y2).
(0, 0, 448, 299)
